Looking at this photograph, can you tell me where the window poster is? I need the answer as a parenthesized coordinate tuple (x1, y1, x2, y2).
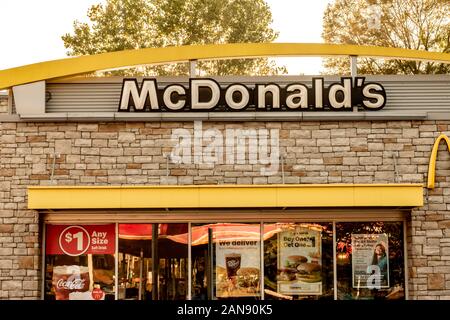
(351, 234, 390, 289)
(215, 239, 260, 298)
(46, 224, 115, 300)
(277, 227, 322, 295)
(46, 224, 116, 256)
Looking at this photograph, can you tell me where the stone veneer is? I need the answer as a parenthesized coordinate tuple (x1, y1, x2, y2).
(0, 95, 8, 114)
(0, 119, 449, 299)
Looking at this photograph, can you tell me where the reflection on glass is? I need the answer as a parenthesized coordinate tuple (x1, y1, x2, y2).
(263, 222, 333, 300)
(158, 223, 188, 300)
(118, 223, 188, 300)
(118, 224, 152, 300)
(190, 223, 261, 300)
(336, 222, 405, 300)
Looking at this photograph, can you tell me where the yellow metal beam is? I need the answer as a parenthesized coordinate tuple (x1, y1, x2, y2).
(1, 43, 450, 89)
(427, 134, 450, 189)
(28, 184, 423, 209)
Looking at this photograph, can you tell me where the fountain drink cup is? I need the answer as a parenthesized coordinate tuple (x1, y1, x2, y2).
(225, 253, 241, 279)
(52, 265, 90, 300)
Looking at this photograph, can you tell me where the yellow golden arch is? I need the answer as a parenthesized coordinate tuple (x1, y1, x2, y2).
(427, 134, 450, 189)
(1, 43, 450, 90)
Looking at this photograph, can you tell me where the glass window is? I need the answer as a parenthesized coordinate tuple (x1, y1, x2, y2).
(158, 223, 188, 300)
(44, 224, 115, 300)
(336, 222, 405, 300)
(263, 222, 334, 300)
(118, 223, 188, 300)
(118, 223, 152, 300)
(44, 218, 407, 301)
(191, 223, 261, 300)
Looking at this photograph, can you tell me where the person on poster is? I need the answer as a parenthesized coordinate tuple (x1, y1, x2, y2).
(371, 243, 388, 275)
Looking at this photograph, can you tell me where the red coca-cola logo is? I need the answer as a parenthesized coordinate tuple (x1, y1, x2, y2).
(58, 226, 90, 256)
(56, 278, 86, 290)
(92, 288, 104, 300)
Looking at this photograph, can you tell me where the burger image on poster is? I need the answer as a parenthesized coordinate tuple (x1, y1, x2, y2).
(295, 262, 321, 282)
(286, 255, 308, 266)
(236, 267, 260, 289)
(278, 254, 321, 283)
(278, 255, 308, 281)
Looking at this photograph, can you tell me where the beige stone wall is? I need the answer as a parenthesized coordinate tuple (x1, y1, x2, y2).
(0, 94, 8, 114)
(0, 120, 449, 299)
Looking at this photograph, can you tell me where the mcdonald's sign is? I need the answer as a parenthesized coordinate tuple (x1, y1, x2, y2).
(427, 134, 450, 189)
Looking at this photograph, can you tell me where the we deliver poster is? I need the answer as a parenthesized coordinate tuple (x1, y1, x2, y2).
(215, 239, 260, 298)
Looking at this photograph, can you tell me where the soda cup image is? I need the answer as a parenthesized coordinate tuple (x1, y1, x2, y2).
(52, 265, 90, 300)
(225, 253, 241, 279)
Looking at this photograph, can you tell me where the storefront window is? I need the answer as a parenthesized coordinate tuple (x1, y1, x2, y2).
(191, 223, 261, 300)
(118, 223, 188, 300)
(44, 219, 406, 301)
(335, 222, 405, 300)
(118, 224, 152, 300)
(158, 223, 188, 300)
(263, 222, 334, 300)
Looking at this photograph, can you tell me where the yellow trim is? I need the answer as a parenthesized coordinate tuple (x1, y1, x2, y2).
(427, 134, 450, 189)
(2, 43, 450, 89)
(28, 184, 423, 209)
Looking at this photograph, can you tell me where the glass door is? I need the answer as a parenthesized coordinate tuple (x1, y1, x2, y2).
(118, 223, 188, 300)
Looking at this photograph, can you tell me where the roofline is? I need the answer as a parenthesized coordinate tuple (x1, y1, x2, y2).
(1, 42, 449, 89)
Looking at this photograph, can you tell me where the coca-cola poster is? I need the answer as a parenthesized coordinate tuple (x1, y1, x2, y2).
(52, 265, 91, 300)
(46, 224, 115, 256)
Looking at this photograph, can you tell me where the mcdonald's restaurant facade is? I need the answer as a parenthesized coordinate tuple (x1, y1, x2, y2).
(0, 44, 450, 301)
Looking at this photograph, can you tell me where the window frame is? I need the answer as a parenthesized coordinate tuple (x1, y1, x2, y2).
(41, 208, 409, 300)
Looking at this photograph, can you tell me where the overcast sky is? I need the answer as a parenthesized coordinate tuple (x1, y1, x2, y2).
(0, 0, 333, 74)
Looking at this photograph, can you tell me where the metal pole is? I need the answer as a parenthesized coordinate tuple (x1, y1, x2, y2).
(333, 221, 338, 300)
(350, 55, 358, 113)
(188, 222, 192, 300)
(139, 248, 143, 300)
(41, 222, 46, 300)
(403, 220, 409, 300)
(207, 227, 213, 300)
(350, 55, 357, 77)
(115, 223, 119, 300)
(152, 224, 159, 300)
(189, 60, 198, 77)
(260, 222, 265, 300)
(281, 153, 285, 184)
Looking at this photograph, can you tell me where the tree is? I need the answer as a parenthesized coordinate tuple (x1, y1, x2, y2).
(322, 0, 450, 75)
(62, 0, 286, 76)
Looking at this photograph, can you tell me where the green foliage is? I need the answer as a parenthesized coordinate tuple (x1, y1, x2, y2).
(62, 0, 286, 76)
(322, 0, 450, 74)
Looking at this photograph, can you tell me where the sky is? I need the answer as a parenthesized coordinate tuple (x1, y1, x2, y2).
(0, 0, 333, 75)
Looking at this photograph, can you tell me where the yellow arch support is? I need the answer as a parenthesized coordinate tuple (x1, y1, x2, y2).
(427, 134, 450, 189)
(1, 43, 450, 90)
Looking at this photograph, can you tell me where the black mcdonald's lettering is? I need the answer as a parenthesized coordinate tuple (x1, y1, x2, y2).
(118, 77, 386, 112)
